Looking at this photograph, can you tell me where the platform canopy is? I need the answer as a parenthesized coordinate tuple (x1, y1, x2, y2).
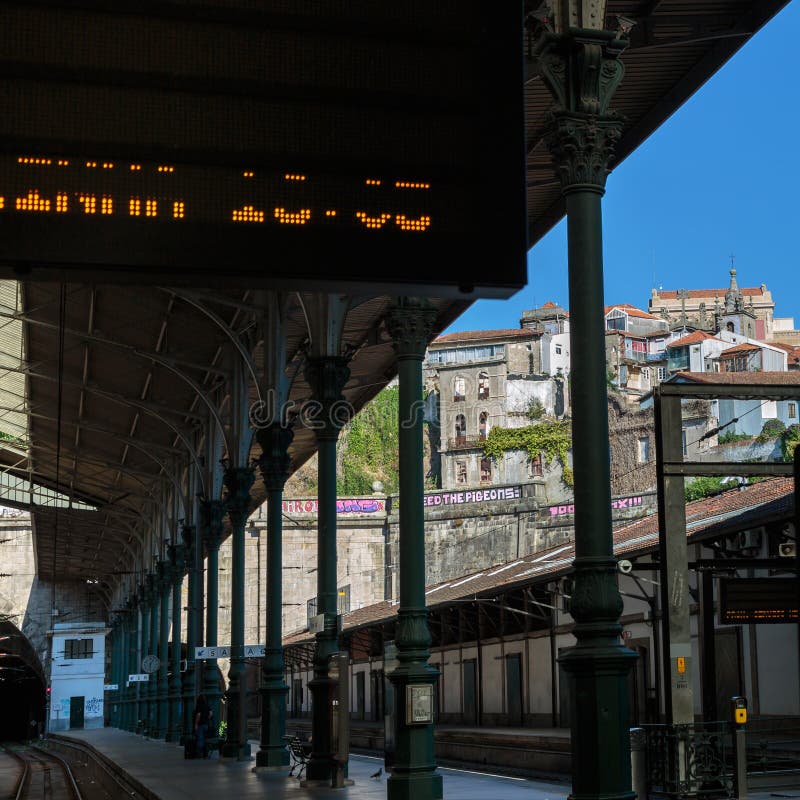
(0, 0, 787, 597)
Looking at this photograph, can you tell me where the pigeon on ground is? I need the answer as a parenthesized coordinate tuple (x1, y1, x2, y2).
(370, 767, 383, 780)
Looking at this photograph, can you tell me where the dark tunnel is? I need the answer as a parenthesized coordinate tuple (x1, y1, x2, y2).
(0, 622, 46, 740)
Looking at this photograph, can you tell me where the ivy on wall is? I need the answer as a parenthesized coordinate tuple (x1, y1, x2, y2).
(338, 386, 400, 496)
(482, 420, 573, 487)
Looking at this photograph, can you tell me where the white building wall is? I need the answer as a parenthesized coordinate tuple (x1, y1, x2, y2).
(49, 623, 107, 731)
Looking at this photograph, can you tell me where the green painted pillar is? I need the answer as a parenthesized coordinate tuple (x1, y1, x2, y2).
(167, 543, 186, 742)
(127, 600, 138, 731)
(255, 422, 293, 769)
(304, 356, 350, 784)
(157, 559, 171, 739)
(202, 500, 225, 737)
(222, 465, 255, 760)
(115, 618, 126, 727)
(147, 574, 159, 735)
(386, 298, 443, 800)
(182, 524, 202, 741)
(135, 584, 148, 733)
(535, 24, 637, 800)
(109, 621, 119, 727)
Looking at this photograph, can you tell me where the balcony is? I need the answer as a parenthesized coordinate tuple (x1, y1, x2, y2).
(447, 435, 485, 451)
(667, 354, 690, 373)
(621, 350, 648, 363)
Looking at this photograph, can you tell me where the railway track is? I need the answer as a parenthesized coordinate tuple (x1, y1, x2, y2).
(1, 744, 82, 800)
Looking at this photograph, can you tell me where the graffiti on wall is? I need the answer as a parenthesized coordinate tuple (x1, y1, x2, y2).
(85, 696, 103, 717)
(423, 485, 522, 507)
(282, 498, 386, 515)
(547, 495, 644, 517)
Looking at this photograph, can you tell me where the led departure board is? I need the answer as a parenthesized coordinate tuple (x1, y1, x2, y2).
(719, 578, 799, 625)
(0, 2, 527, 296)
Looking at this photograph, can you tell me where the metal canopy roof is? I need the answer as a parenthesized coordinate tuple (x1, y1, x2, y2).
(0, 0, 787, 606)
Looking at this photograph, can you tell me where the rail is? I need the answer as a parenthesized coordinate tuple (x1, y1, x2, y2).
(5, 743, 82, 800)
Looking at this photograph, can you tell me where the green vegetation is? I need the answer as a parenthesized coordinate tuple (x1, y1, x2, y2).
(781, 424, 800, 462)
(718, 430, 751, 445)
(483, 419, 573, 487)
(0, 431, 24, 448)
(684, 476, 728, 501)
(756, 418, 786, 443)
(526, 398, 545, 421)
(337, 386, 400, 495)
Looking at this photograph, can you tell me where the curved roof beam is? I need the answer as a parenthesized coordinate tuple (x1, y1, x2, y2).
(162, 289, 262, 404)
(134, 351, 230, 461)
(2, 364, 207, 495)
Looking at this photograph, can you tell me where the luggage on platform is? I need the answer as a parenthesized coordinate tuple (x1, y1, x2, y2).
(184, 735, 197, 759)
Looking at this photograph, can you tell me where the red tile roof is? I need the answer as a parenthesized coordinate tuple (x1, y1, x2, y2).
(431, 329, 540, 345)
(667, 331, 720, 348)
(673, 371, 800, 385)
(655, 287, 767, 299)
(283, 478, 794, 647)
(718, 342, 761, 356)
(605, 303, 662, 320)
(541, 301, 557, 309)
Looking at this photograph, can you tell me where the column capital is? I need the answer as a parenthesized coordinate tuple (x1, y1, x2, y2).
(179, 523, 195, 553)
(156, 559, 172, 595)
(304, 356, 351, 441)
(223, 465, 256, 529)
(532, 27, 627, 193)
(545, 112, 623, 193)
(255, 423, 294, 491)
(168, 543, 187, 584)
(144, 573, 157, 605)
(201, 498, 226, 552)
(386, 298, 438, 360)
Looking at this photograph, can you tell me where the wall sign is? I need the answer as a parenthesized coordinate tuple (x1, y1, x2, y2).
(406, 684, 434, 725)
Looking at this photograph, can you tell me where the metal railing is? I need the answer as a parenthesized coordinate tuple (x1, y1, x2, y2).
(447, 435, 485, 450)
(642, 722, 733, 799)
(640, 718, 800, 799)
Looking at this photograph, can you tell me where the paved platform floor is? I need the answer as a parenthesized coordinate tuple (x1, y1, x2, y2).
(59, 728, 571, 800)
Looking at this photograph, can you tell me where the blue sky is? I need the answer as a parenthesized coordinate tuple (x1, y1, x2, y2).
(446, 1, 800, 334)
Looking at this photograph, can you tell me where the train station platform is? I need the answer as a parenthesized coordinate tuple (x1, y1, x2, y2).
(55, 728, 572, 800)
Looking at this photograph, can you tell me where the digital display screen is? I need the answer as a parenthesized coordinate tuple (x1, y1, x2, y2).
(719, 578, 799, 625)
(0, 2, 527, 296)
(2, 155, 438, 232)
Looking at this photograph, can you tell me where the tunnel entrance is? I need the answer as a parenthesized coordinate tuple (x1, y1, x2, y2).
(0, 621, 46, 740)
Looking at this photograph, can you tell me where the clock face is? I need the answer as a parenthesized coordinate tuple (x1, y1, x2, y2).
(141, 654, 161, 674)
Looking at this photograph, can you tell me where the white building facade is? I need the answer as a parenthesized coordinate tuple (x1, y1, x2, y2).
(49, 621, 108, 731)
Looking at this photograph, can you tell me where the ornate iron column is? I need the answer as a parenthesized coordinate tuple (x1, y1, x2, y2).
(135, 584, 148, 733)
(255, 422, 293, 769)
(221, 465, 255, 760)
(167, 543, 186, 742)
(202, 499, 225, 736)
(182, 524, 202, 741)
(531, 7, 637, 800)
(304, 355, 350, 784)
(127, 598, 138, 731)
(157, 559, 171, 739)
(147, 573, 159, 735)
(109, 619, 120, 728)
(385, 298, 443, 800)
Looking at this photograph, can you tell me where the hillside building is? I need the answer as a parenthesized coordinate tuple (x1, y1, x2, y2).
(649, 269, 775, 339)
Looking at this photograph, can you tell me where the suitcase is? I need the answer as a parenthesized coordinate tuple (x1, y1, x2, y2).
(184, 735, 197, 759)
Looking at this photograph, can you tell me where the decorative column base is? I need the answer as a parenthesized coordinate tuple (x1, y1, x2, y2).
(387, 610, 443, 800)
(254, 676, 289, 768)
(166, 683, 183, 742)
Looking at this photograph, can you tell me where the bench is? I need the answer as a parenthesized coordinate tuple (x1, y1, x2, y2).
(284, 736, 311, 778)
